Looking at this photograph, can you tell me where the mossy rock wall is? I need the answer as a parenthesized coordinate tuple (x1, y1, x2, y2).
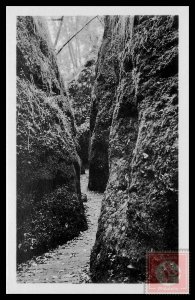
(88, 17, 124, 192)
(90, 15, 178, 283)
(68, 57, 96, 170)
(17, 16, 87, 263)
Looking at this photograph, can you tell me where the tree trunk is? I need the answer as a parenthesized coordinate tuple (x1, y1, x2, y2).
(54, 16, 64, 49)
(69, 39, 77, 69)
(75, 17, 82, 66)
(68, 42, 76, 74)
(63, 22, 76, 74)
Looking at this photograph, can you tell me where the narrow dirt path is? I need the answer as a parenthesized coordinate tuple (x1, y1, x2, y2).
(17, 170, 103, 283)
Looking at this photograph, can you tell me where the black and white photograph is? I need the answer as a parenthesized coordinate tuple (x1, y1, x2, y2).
(6, 6, 189, 294)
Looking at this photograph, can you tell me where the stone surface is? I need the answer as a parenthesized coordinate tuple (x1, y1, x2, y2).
(90, 15, 178, 283)
(68, 55, 96, 171)
(81, 193, 88, 203)
(17, 16, 87, 263)
(88, 17, 124, 192)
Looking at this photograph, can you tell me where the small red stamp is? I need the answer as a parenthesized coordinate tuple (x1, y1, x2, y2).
(146, 251, 189, 294)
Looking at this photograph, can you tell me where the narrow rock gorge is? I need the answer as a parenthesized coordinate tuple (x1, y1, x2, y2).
(16, 15, 179, 284)
(89, 15, 178, 283)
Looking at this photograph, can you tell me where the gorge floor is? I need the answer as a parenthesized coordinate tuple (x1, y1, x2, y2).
(17, 170, 103, 283)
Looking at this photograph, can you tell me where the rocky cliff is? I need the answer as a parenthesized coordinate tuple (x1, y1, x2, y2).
(17, 16, 87, 263)
(90, 15, 178, 282)
(68, 55, 96, 172)
(88, 17, 124, 192)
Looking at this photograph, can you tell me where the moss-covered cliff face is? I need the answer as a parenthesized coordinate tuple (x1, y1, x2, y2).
(17, 16, 87, 263)
(90, 15, 178, 283)
(88, 17, 124, 192)
(68, 56, 96, 172)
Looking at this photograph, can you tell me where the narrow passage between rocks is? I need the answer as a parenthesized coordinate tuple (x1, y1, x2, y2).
(17, 170, 103, 283)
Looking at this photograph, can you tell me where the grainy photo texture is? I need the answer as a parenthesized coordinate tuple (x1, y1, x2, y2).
(16, 15, 178, 284)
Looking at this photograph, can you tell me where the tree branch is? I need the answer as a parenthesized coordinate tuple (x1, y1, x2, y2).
(57, 16, 98, 55)
(51, 17, 63, 21)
